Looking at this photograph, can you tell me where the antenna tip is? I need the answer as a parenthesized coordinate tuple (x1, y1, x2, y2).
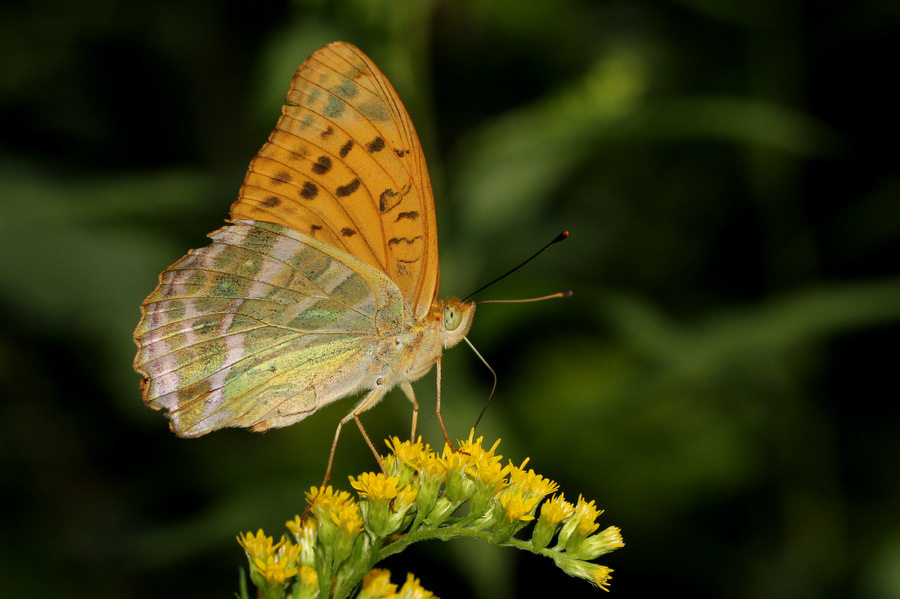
(554, 231, 570, 243)
(561, 290, 573, 297)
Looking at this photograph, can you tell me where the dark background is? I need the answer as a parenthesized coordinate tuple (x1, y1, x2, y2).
(2, 1, 898, 597)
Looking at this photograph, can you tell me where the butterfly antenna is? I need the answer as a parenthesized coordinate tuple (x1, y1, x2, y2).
(462, 336, 497, 430)
(463, 231, 570, 302)
(476, 290, 572, 305)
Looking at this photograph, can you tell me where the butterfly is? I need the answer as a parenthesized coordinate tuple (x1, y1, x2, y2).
(133, 41, 475, 477)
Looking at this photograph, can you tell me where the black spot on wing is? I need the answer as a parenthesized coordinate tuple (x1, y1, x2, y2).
(263, 196, 281, 207)
(320, 126, 334, 139)
(379, 188, 399, 213)
(387, 236, 423, 247)
(273, 171, 292, 185)
(336, 178, 360, 197)
(339, 140, 353, 158)
(300, 182, 318, 200)
(341, 227, 357, 237)
(366, 137, 385, 153)
(311, 156, 332, 175)
(396, 211, 419, 221)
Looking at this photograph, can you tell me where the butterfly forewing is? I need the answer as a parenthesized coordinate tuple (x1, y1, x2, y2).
(231, 42, 439, 320)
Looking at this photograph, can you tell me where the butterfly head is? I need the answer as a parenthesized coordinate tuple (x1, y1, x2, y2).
(438, 298, 476, 349)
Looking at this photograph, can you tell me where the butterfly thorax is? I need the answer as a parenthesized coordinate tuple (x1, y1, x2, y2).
(387, 297, 475, 384)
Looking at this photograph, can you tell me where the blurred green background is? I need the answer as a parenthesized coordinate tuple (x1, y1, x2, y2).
(2, 0, 898, 597)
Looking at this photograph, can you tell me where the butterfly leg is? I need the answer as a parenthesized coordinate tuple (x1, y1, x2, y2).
(433, 357, 459, 451)
(321, 384, 389, 488)
(305, 384, 389, 520)
(399, 381, 420, 442)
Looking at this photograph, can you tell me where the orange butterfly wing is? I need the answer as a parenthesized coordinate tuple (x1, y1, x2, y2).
(231, 41, 439, 320)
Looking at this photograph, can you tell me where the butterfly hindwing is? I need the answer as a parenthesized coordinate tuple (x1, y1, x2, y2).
(135, 221, 407, 436)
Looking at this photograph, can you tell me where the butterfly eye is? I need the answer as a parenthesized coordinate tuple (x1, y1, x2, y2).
(443, 305, 461, 331)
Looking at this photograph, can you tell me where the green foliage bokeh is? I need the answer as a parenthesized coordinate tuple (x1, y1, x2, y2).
(1, 1, 898, 597)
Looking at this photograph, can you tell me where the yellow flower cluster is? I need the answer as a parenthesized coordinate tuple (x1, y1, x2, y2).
(237, 529, 302, 590)
(358, 569, 438, 599)
(236, 430, 623, 599)
(349, 472, 418, 537)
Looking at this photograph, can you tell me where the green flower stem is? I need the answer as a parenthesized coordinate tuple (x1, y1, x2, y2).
(335, 522, 578, 599)
(375, 520, 536, 562)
